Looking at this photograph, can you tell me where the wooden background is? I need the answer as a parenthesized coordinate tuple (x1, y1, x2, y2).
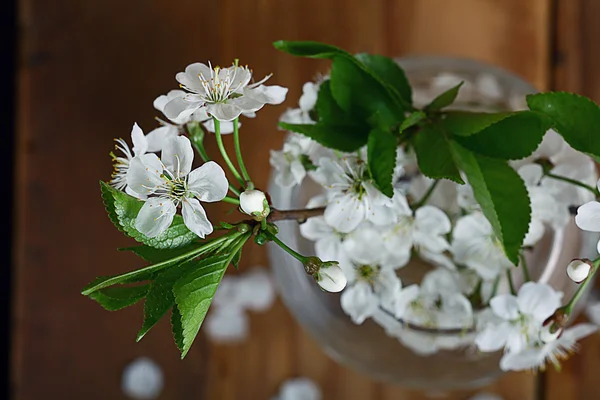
(12, 0, 600, 399)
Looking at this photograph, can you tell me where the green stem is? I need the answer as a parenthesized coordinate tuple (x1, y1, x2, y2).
(222, 196, 240, 205)
(545, 172, 599, 196)
(213, 118, 245, 187)
(506, 269, 516, 295)
(564, 257, 600, 314)
(520, 253, 531, 282)
(266, 232, 307, 263)
(413, 180, 440, 209)
(233, 118, 253, 188)
(187, 123, 241, 196)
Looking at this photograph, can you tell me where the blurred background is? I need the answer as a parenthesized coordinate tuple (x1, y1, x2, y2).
(7, 0, 600, 399)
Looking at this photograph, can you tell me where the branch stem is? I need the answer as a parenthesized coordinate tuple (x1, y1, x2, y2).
(266, 232, 307, 263)
(213, 118, 245, 187)
(233, 118, 253, 188)
(545, 172, 599, 196)
(267, 207, 326, 223)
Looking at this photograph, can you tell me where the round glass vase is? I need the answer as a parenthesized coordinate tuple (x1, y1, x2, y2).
(267, 57, 597, 391)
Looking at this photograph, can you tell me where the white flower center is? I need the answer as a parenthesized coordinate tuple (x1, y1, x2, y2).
(198, 65, 247, 104)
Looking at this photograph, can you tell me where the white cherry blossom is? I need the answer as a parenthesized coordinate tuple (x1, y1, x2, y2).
(110, 123, 151, 198)
(500, 324, 598, 371)
(164, 62, 287, 122)
(311, 156, 398, 233)
(279, 80, 321, 125)
(340, 261, 401, 324)
(475, 282, 563, 355)
(575, 197, 600, 253)
(127, 136, 228, 238)
(543, 145, 598, 208)
(152, 90, 236, 143)
(270, 134, 316, 187)
(299, 196, 351, 271)
(380, 202, 453, 269)
(451, 212, 513, 280)
(518, 164, 569, 246)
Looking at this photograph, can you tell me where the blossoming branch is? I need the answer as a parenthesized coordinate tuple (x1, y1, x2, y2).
(84, 40, 600, 372)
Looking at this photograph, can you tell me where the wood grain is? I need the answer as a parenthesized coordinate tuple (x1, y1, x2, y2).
(546, 1, 600, 399)
(13, 0, 554, 399)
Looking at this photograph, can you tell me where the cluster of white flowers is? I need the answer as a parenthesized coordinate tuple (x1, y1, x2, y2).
(205, 267, 276, 343)
(271, 74, 600, 370)
(109, 61, 289, 239)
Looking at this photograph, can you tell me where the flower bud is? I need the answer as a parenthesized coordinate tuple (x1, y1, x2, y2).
(567, 258, 592, 283)
(239, 190, 270, 221)
(314, 261, 347, 293)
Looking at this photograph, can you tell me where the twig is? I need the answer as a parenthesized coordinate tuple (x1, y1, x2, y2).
(267, 207, 326, 223)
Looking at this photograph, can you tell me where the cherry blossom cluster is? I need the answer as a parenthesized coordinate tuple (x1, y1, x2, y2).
(271, 74, 600, 371)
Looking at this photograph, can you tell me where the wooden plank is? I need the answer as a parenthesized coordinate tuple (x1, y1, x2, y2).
(13, 0, 551, 399)
(546, 1, 600, 399)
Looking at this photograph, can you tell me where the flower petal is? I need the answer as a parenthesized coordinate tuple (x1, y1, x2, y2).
(135, 198, 176, 238)
(176, 62, 212, 92)
(231, 96, 266, 113)
(324, 194, 366, 233)
(187, 161, 229, 202)
(499, 347, 546, 371)
(130, 123, 148, 156)
(299, 216, 332, 241)
(181, 198, 213, 238)
(475, 321, 512, 352)
(340, 281, 378, 324)
(164, 96, 200, 122)
(126, 154, 164, 196)
(161, 136, 194, 178)
(204, 306, 249, 344)
(517, 282, 562, 322)
(243, 85, 288, 105)
(145, 125, 178, 153)
(576, 201, 600, 232)
(206, 103, 243, 122)
(490, 294, 520, 320)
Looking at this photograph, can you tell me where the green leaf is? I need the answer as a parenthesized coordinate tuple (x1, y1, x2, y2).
(412, 124, 464, 183)
(174, 234, 250, 358)
(136, 260, 200, 342)
(399, 111, 426, 133)
(273, 40, 346, 58)
(100, 182, 198, 249)
(231, 247, 243, 269)
(279, 122, 368, 152)
(316, 80, 351, 122)
(367, 128, 397, 197)
(330, 56, 403, 129)
(527, 92, 600, 158)
(354, 53, 412, 105)
(82, 233, 238, 295)
(119, 243, 201, 264)
(453, 111, 553, 159)
(450, 142, 530, 264)
(442, 111, 514, 137)
(88, 284, 149, 311)
(426, 82, 464, 111)
(171, 305, 185, 352)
